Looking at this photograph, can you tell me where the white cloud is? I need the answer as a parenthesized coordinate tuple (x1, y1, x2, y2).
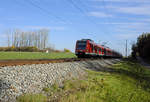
(0, 34, 6, 39)
(105, 21, 150, 40)
(112, 23, 150, 40)
(116, 33, 139, 39)
(92, 1, 150, 16)
(0, 34, 7, 45)
(88, 11, 113, 17)
(116, 23, 149, 31)
(92, 0, 150, 3)
(6, 18, 22, 21)
(114, 5, 150, 16)
(98, 22, 146, 25)
(140, 18, 150, 22)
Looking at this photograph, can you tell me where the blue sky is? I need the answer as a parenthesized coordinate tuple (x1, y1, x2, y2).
(0, 0, 150, 56)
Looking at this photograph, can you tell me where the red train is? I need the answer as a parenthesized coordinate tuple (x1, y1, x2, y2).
(75, 39, 122, 58)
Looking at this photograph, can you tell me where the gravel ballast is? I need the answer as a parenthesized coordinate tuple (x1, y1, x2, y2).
(0, 59, 120, 102)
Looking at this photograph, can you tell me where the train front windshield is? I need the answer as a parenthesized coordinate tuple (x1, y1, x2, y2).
(76, 41, 87, 50)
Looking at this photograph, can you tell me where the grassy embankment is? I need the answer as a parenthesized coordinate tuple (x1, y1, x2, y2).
(0, 52, 76, 60)
(17, 60, 150, 102)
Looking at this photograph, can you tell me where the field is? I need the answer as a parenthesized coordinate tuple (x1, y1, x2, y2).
(0, 52, 77, 60)
(17, 60, 150, 102)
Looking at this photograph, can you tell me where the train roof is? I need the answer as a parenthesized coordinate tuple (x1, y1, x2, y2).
(81, 39, 94, 42)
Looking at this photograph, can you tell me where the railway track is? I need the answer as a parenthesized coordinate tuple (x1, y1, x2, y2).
(0, 58, 99, 67)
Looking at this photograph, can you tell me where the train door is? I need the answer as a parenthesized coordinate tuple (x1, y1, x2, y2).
(104, 48, 106, 56)
(101, 48, 104, 55)
(92, 45, 95, 54)
(97, 48, 99, 55)
(99, 48, 101, 55)
(94, 46, 96, 55)
(100, 48, 102, 55)
(90, 44, 92, 53)
(86, 41, 89, 53)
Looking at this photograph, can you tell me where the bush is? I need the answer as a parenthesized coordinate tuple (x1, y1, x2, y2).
(143, 44, 150, 58)
(0, 47, 5, 51)
(64, 48, 71, 53)
(55, 50, 62, 53)
(21, 47, 38, 52)
(0, 46, 39, 52)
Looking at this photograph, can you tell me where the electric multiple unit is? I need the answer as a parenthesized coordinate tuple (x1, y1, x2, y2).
(75, 39, 122, 58)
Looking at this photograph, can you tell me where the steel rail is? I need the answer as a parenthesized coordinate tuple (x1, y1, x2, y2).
(0, 58, 100, 67)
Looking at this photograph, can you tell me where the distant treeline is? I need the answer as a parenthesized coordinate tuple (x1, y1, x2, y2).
(132, 33, 150, 59)
(0, 47, 39, 52)
(5, 29, 49, 49)
(2, 29, 72, 53)
(0, 47, 71, 53)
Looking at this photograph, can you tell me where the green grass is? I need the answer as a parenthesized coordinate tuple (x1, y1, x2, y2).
(17, 60, 150, 102)
(16, 94, 47, 102)
(0, 52, 76, 60)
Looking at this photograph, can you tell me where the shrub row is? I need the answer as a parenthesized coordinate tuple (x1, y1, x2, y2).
(0, 47, 72, 53)
(63, 48, 71, 53)
(0, 47, 39, 52)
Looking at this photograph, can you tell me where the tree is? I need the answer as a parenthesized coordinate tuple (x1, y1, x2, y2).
(132, 32, 150, 59)
(5, 29, 11, 47)
(5, 28, 49, 49)
(64, 48, 71, 53)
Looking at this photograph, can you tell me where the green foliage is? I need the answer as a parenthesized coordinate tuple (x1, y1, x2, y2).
(42, 87, 50, 93)
(63, 48, 71, 53)
(132, 33, 150, 58)
(50, 83, 60, 92)
(0, 47, 38, 52)
(0, 52, 76, 60)
(57, 61, 150, 102)
(131, 44, 138, 58)
(42, 84, 60, 94)
(17, 94, 47, 102)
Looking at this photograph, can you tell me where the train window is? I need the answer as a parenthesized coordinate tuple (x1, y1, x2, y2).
(104, 48, 106, 54)
(76, 41, 87, 50)
(93, 45, 95, 52)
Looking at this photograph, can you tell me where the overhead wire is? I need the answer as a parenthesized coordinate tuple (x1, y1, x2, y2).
(65, 0, 100, 27)
(30, 0, 92, 35)
(14, 0, 84, 32)
(22, 0, 70, 24)
(14, 0, 110, 41)
(67, 0, 111, 44)
(13, 0, 121, 53)
(77, 0, 112, 46)
(101, 0, 119, 48)
(65, 0, 102, 38)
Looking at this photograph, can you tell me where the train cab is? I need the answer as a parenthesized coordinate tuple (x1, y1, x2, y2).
(75, 39, 89, 57)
